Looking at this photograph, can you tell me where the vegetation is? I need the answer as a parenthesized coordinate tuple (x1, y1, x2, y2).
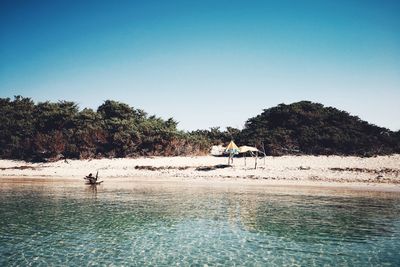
(0, 96, 209, 161)
(190, 127, 241, 146)
(240, 101, 400, 156)
(0, 97, 399, 161)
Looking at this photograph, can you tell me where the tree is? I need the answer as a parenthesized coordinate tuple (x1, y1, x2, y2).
(97, 100, 142, 157)
(240, 101, 399, 156)
(0, 96, 35, 159)
(1, 97, 398, 160)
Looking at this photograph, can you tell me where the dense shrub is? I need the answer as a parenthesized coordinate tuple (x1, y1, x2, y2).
(240, 101, 400, 156)
(0, 96, 211, 161)
(0, 97, 398, 160)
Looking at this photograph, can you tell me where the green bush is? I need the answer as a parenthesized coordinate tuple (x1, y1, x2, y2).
(0, 97, 398, 161)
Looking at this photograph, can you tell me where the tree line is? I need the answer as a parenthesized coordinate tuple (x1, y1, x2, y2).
(240, 101, 400, 156)
(0, 96, 399, 161)
(0, 96, 213, 161)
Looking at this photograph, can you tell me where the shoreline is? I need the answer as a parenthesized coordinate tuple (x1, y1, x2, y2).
(1, 155, 399, 192)
(2, 176, 400, 194)
(1, 175, 400, 194)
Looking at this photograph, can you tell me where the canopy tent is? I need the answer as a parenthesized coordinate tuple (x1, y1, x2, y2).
(224, 142, 266, 168)
(225, 140, 239, 165)
(225, 140, 239, 154)
(238, 145, 265, 168)
(238, 146, 260, 153)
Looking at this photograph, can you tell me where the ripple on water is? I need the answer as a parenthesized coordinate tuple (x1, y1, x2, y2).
(0, 183, 399, 266)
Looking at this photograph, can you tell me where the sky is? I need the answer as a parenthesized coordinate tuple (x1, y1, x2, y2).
(1, 0, 399, 131)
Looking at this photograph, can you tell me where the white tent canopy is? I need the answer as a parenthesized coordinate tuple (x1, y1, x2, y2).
(239, 146, 260, 153)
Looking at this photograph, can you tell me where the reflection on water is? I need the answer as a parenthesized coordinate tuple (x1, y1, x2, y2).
(86, 184, 98, 197)
(0, 180, 399, 266)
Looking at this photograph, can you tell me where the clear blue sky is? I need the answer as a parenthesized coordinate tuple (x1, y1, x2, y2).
(1, 0, 399, 131)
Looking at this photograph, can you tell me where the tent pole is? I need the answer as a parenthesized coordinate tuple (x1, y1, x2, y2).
(255, 151, 258, 169)
(262, 142, 266, 166)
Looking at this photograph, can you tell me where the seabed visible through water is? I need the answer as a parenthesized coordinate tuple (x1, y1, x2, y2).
(0, 178, 399, 266)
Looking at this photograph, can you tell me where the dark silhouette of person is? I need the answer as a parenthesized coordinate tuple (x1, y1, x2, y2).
(85, 173, 96, 184)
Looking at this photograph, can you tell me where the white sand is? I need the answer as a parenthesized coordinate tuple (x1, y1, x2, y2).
(0, 155, 399, 186)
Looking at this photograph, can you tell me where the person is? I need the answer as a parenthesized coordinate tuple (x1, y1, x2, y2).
(84, 173, 96, 184)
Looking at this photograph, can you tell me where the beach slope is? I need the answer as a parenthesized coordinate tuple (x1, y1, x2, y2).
(0, 155, 399, 185)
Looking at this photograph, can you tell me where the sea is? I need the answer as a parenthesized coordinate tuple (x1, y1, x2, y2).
(0, 179, 399, 266)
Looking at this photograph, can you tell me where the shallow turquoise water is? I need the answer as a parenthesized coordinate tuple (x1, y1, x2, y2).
(0, 181, 400, 266)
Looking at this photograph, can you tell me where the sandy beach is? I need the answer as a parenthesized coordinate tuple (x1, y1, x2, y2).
(1, 155, 399, 189)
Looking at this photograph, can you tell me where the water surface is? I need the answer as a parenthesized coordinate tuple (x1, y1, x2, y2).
(1, 180, 399, 266)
